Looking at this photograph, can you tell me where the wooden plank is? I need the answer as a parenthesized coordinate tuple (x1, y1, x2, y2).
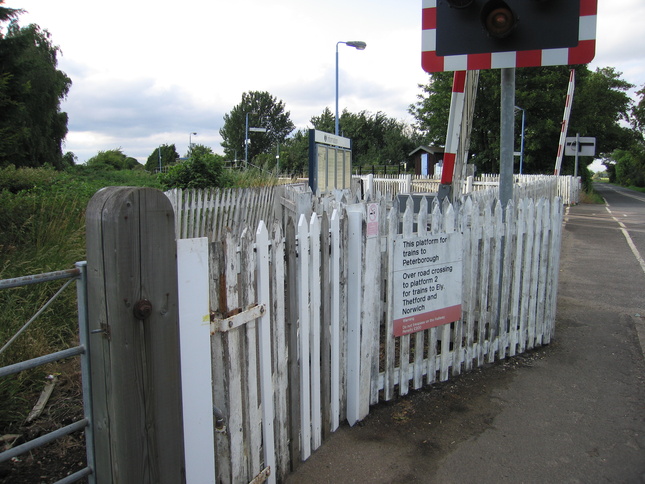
(464, 199, 480, 371)
(368, 198, 386, 405)
(297, 215, 312, 459)
(85, 187, 185, 483)
(399, 198, 413, 395)
(527, 199, 544, 349)
(309, 214, 323, 450)
(224, 231, 247, 483)
(177, 237, 216, 484)
(498, 200, 515, 360)
(443, 202, 462, 378)
(518, 199, 535, 354)
(384, 203, 398, 400)
(432, 202, 452, 382)
(509, 200, 524, 357)
(361, 202, 378, 415)
(85, 188, 116, 482)
(330, 210, 341, 431)
(487, 201, 503, 363)
(241, 228, 262, 477)
(346, 205, 363, 424)
(256, 222, 277, 484)
(284, 218, 301, 467)
(269, 223, 289, 480)
(320, 211, 332, 439)
(476, 204, 492, 367)
(413, 197, 428, 390)
(339, 202, 349, 422)
(209, 239, 232, 483)
(545, 199, 564, 342)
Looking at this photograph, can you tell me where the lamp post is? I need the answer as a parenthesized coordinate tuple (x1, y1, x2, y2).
(514, 106, 525, 175)
(335, 40, 366, 136)
(189, 132, 197, 155)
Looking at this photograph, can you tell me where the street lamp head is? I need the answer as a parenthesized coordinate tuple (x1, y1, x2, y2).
(346, 41, 367, 50)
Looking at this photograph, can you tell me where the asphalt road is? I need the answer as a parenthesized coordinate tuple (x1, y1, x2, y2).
(285, 184, 645, 484)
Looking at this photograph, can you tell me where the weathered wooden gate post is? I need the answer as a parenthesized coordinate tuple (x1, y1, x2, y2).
(86, 187, 185, 483)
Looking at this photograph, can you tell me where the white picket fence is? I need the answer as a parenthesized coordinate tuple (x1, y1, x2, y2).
(172, 187, 564, 483)
(358, 173, 580, 205)
(165, 186, 277, 239)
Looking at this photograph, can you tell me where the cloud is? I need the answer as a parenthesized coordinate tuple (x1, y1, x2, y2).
(9, 0, 644, 165)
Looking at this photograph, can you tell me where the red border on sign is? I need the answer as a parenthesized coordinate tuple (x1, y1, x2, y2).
(393, 304, 462, 337)
(422, 0, 597, 72)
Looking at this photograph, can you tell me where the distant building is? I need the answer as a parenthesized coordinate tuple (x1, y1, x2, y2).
(408, 146, 444, 177)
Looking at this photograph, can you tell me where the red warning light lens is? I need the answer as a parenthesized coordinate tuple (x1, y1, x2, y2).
(482, 3, 517, 38)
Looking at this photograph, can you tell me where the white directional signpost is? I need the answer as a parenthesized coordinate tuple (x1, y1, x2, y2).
(391, 232, 462, 337)
(565, 134, 596, 177)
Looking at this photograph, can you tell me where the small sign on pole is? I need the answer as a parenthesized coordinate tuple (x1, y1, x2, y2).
(565, 136, 596, 157)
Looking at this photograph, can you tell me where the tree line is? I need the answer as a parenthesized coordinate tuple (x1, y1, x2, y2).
(2, 0, 643, 189)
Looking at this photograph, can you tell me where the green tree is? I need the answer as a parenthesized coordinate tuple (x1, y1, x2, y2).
(220, 91, 295, 163)
(310, 107, 335, 134)
(312, 109, 417, 167)
(0, 12, 71, 168)
(0, 1, 21, 23)
(62, 151, 77, 168)
(86, 148, 141, 170)
(410, 66, 637, 175)
(277, 130, 309, 176)
(145, 144, 179, 172)
(160, 144, 229, 189)
(604, 85, 645, 187)
(609, 147, 645, 187)
(631, 84, 645, 137)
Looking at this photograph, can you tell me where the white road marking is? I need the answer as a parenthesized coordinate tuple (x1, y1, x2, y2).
(604, 200, 645, 277)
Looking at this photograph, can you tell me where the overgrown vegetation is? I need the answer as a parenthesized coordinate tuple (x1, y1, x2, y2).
(0, 165, 162, 428)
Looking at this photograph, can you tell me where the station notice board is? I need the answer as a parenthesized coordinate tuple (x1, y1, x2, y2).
(391, 232, 462, 337)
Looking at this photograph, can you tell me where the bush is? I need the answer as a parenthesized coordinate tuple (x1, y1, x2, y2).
(160, 145, 230, 189)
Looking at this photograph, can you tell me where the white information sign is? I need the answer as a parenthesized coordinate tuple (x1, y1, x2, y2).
(565, 136, 596, 157)
(392, 232, 462, 337)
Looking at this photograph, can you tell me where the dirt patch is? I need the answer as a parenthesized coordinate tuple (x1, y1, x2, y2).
(0, 360, 88, 484)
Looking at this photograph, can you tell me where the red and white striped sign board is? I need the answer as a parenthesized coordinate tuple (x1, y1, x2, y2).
(422, 0, 597, 73)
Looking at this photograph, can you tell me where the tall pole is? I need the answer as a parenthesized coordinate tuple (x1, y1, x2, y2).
(335, 41, 366, 136)
(574, 132, 580, 178)
(499, 68, 515, 217)
(335, 42, 340, 136)
(514, 106, 526, 175)
(188, 132, 196, 157)
(519, 107, 525, 175)
(245, 113, 249, 168)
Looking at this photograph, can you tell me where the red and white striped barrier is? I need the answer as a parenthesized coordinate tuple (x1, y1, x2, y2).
(441, 71, 467, 185)
(554, 69, 576, 176)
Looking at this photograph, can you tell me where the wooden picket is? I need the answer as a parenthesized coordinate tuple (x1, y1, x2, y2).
(170, 184, 564, 483)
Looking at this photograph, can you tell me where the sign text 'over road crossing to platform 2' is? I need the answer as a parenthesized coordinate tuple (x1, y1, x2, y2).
(392, 232, 462, 337)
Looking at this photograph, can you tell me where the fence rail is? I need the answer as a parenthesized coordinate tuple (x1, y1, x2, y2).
(357, 173, 580, 205)
(75, 181, 566, 483)
(171, 187, 563, 482)
(0, 263, 95, 484)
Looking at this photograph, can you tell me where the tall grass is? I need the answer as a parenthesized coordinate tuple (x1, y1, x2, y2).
(0, 165, 162, 427)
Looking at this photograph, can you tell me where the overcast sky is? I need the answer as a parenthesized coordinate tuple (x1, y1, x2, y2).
(5, 0, 645, 164)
